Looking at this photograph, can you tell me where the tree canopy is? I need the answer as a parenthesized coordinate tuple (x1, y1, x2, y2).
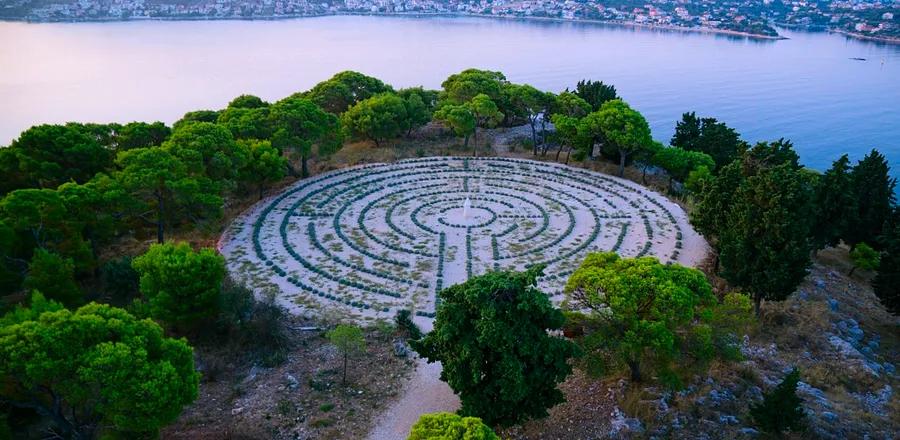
(341, 92, 409, 147)
(132, 242, 225, 326)
(304, 71, 394, 114)
(327, 323, 366, 385)
(572, 79, 618, 111)
(811, 154, 857, 250)
(846, 149, 897, 248)
(653, 147, 715, 191)
(874, 221, 900, 315)
(1, 123, 112, 193)
(691, 141, 816, 315)
(115, 147, 222, 243)
(565, 252, 716, 384)
(0, 296, 199, 438)
(434, 104, 475, 148)
(580, 99, 653, 176)
(412, 267, 578, 427)
(23, 249, 82, 307)
(671, 113, 746, 169)
(269, 96, 342, 177)
(467, 94, 503, 156)
(440, 68, 507, 109)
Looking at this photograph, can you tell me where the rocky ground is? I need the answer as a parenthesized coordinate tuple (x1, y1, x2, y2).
(162, 316, 414, 440)
(496, 248, 898, 440)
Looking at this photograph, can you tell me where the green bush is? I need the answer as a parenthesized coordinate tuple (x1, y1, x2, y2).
(23, 249, 81, 307)
(132, 242, 225, 327)
(100, 256, 139, 304)
(750, 368, 806, 435)
(395, 309, 423, 340)
(218, 276, 255, 328)
(407, 412, 498, 440)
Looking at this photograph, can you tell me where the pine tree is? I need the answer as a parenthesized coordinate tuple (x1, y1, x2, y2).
(874, 222, 900, 315)
(750, 369, 806, 435)
(847, 149, 897, 249)
(811, 154, 856, 250)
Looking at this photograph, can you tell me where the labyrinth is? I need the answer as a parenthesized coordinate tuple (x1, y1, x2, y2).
(220, 157, 708, 321)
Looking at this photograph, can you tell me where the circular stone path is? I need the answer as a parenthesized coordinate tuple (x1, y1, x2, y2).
(220, 157, 708, 321)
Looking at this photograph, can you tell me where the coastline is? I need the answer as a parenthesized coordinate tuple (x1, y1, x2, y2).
(830, 28, 900, 45)
(0, 11, 788, 41)
(5, 9, 898, 45)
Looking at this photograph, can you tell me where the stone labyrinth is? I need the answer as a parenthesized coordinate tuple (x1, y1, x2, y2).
(220, 157, 708, 321)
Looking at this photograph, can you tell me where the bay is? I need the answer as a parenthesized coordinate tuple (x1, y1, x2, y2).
(1, 15, 898, 174)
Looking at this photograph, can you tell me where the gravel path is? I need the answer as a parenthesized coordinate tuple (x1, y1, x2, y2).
(366, 318, 459, 440)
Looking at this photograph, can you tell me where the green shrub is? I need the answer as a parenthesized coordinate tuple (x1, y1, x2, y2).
(100, 256, 139, 304)
(132, 242, 225, 327)
(407, 412, 498, 440)
(395, 309, 423, 340)
(23, 250, 81, 307)
(750, 368, 806, 435)
(218, 276, 254, 328)
(849, 242, 880, 276)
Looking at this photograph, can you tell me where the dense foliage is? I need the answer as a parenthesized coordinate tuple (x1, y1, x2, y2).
(412, 267, 578, 427)
(750, 368, 806, 435)
(565, 252, 720, 385)
(671, 112, 746, 169)
(693, 141, 815, 315)
(0, 294, 199, 438)
(132, 242, 225, 327)
(407, 412, 499, 440)
(579, 99, 653, 176)
(874, 222, 900, 315)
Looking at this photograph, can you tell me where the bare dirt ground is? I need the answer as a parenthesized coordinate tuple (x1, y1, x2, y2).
(162, 316, 414, 440)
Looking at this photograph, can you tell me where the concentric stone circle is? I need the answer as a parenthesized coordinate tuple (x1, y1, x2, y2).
(220, 157, 708, 321)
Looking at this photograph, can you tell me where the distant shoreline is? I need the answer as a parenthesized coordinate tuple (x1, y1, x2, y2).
(3, 11, 899, 45)
(0, 11, 785, 41)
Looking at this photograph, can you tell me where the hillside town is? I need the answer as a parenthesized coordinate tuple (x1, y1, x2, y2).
(1, 0, 898, 41)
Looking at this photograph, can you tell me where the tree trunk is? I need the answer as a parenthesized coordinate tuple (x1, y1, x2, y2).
(372, 137, 381, 148)
(618, 152, 627, 177)
(565, 147, 572, 165)
(627, 358, 641, 382)
(285, 160, 299, 177)
(258, 185, 265, 201)
(540, 116, 548, 155)
(301, 155, 309, 179)
(753, 294, 762, 318)
(156, 191, 165, 244)
(342, 353, 348, 385)
(472, 128, 478, 158)
(530, 120, 538, 156)
(848, 266, 857, 277)
(555, 142, 564, 161)
(463, 134, 470, 149)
